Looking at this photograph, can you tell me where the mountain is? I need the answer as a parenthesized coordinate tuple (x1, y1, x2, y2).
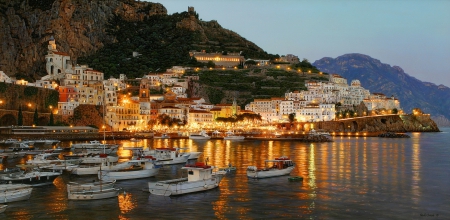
(313, 53, 450, 126)
(0, 0, 273, 80)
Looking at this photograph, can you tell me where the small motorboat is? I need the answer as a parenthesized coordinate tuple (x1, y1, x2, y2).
(148, 162, 226, 196)
(98, 158, 160, 181)
(0, 204, 7, 213)
(0, 184, 33, 203)
(246, 156, 295, 179)
(223, 131, 245, 140)
(67, 179, 120, 200)
(153, 133, 170, 139)
(188, 130, 211, 140)
(0, 166, 62, 186)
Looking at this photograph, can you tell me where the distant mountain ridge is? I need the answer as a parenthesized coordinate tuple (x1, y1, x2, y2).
(313, 53, 450, 126)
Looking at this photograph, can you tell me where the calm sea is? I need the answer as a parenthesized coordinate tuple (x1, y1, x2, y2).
(1, 127, 449, 219)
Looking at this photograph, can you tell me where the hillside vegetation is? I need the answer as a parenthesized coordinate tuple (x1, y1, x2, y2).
(78, 11, 276, 79)
(187, 67, 329, 107)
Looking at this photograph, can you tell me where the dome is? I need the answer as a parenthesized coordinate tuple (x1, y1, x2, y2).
(164, 89, 177, 101)
(351, 79, 361, 86)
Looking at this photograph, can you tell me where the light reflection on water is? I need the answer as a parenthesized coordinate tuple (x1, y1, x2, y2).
(1, 128, 450, 219)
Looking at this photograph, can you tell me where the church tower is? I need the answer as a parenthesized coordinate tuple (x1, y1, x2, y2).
(48, 35, 57, 52)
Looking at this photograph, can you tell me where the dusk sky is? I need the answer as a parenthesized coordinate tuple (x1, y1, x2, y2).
(155, 0, 450, 87)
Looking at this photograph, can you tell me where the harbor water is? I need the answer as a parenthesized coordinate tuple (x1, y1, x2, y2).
(1, 127, 449, 219)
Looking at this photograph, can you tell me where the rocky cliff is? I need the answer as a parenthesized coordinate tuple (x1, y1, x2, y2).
(0, 0, 166, 79)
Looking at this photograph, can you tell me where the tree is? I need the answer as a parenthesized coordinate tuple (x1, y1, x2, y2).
(33, 108, 39, 125)
(48, 111, 54, 126)
(18, 106, 23, 126)
(206, 61, 215, 68)
(288, 113, 296, 123)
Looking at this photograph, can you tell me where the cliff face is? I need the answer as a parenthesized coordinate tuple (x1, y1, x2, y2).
(0, 0, 166, 78)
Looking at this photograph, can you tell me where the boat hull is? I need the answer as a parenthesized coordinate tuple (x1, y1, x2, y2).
(0, 205, 6, 213)
(148, 174, 225, 196)
(187, 152, 202, 160)
(99, 168, 160, 181)
(68, 188, 120, 200)
(246, 166, 294, 179)
(224, 136, 245, 140)
(67, 180, 116, 193)
(0, 172, 61, 186)
(155, 155, 190, 165)
(0, 184, 33, 203)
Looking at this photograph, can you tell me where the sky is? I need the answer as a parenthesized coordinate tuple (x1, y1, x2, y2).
(153, 0, 450, 87)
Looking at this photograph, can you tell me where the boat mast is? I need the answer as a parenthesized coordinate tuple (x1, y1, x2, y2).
(103, 84, 106, 154)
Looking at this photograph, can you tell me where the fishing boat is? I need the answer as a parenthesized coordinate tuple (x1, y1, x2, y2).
(98, 158, 160, 181)
(129, 138, 141, 142)
(0, 204, 6, 213)
(153, 133, 170, 139)
(0, 184, 33, 203)
(8, 143, 35, 151)
(246, 156, 295, 179)
(0, 166, 62, 186)
(223, 131, 245, 140)
(148, 162, 227, 196)
(189, 130, 211, 140)
(26, 153, 61, 165)
(175, 148, 202, 160)
(71, 140, 119, 154)
(70, 157, 134, 175)
(67, 179, 120, 200)
(140, 148, 190, 165)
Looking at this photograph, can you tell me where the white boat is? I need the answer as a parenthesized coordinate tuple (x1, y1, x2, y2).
(246, 156, 295, 179)
(308, 129, 332, 140)
(175, 148, 202, 160)
(129, 138, 141, 142)
(140, 148, 190, 165)
(67, 179, 116, 192)
(0, 204, 6, 213)
(71, 140, 119, 154)
(70, 158, 135, 175)
(33, 139, 60, 145)
(0, 151, 26, 160)
(8, 143, 35, 151)
(0, 167, 61, 186)
(189, 130, 211, 140)
(154, 133, 170, 139)
(98, 158, 160, 181)
(0, 184, 33, 203)
(148, 162, 227, 196)
(223, 131, 245, 140)
(2, 139, 19, 145)
(26, 153, 61, 165)
(67, 179, 120, 200)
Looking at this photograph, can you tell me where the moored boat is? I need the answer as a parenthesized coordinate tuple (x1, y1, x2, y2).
(140, 148, 190, 165)
(0, 184, 33, 203)
(0, 167, 62, 186)
(189, 130, 211, 140)
(67, 179, 120, 200)
(223, 131, 245, 140)
(148, 162, 226, 196)
(0, 204, 6, 213)
(71, 140, 119, 154)
(154, 133, 170, 139)
(98, 158, 160, 181)
(246, 156, 295, 179)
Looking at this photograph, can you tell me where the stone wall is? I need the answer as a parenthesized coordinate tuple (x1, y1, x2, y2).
(279, 114, 440, 133)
